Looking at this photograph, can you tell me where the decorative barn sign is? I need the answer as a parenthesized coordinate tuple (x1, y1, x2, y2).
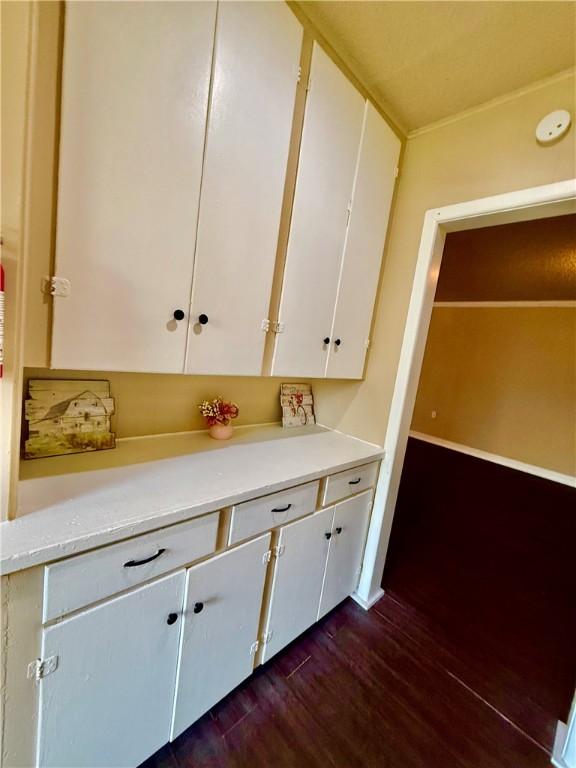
(280, 383, 315, 428)
(24, 379, 116, 459)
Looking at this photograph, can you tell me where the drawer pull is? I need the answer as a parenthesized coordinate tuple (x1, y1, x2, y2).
(348, 478, 361, 485)
(324, 532, 332, 540)
(271, 503, 292, 513)
(193, 602, 204, 614)
(166, 613, 178, 625)
(123, 548, 166, 568)
(335, 526, 343, 535)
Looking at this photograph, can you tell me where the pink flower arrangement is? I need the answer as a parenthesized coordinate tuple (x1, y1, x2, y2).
(198, 396, 239, 427)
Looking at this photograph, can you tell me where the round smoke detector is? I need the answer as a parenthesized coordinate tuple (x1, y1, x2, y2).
(536, 109, 571, 144)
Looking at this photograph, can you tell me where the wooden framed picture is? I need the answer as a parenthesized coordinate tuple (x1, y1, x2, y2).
(280, 383, 315, 428)
(24, 379, 116, 459)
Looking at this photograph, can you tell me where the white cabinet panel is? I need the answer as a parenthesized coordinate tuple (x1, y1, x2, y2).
(261, 507, 334, 663)
(171, 533, 271, 739)
(52, 2, 216, 372)
(322, 461, 379, 506)
(272, 44, 365, 377)
(43, 513, 218, 622)
(318, 490, 372, 619)
(37, 572, 185, 768)
(186, 2, 302, 375)
(228, 480, 319, 545)
(327, 103, 401, 379)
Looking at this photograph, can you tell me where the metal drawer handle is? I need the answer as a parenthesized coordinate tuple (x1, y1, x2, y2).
(123, 548, 166, 567)
(272, 503, 292, 513)
(348, 478, 361, 485)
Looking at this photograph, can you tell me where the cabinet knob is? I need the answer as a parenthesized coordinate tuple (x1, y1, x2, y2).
(193, 602, 204, 614)
(324, 532, 332, 540)
(323, 337, 330, 345)
(173, 309, 185, 321)
(198, 314, 209, 325)
(335, 526, 343, 535)
(167, 613, 178, 625)
(334, 338, 341, 346)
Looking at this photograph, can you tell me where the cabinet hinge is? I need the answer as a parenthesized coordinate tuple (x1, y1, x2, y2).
(273, 544, 285, 558)
(270, 321, 284, 334)
(394, 166, 400, 179)
(261, 319, 271, 332)
(41, 276, 71, 298)
(364, 339, 371, 350)
(262, 550, 272, 565)
(262, 630, 273, 645)
(27, 655, 58, 683)
(250, 640, 260, 655)
(297, 65, 302, 84)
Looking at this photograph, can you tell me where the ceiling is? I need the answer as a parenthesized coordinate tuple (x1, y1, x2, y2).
(295, 1, 576, 134)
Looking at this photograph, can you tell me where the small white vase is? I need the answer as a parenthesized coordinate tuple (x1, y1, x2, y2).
(209, 423, 234, 440)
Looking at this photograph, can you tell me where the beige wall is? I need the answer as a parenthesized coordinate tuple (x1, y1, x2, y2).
(23, 367, 320, 439)
(315, 71, 576, 447)
(411, 306, 576, 475)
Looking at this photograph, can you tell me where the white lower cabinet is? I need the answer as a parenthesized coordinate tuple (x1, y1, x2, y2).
(36, 571, 185, 768)
(170, 533, 271, 739)
(318, 491, 372, 619)
(260, 508, 333, 663)
(34, 474, 375, 767)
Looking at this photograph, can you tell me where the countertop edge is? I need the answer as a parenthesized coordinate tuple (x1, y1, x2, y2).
(1, 436, 384, 575)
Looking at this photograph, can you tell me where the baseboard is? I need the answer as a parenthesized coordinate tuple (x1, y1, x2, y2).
(409, 431, 575, 488)
(552, 720, 571, 768)
(351, 587, 385, 611)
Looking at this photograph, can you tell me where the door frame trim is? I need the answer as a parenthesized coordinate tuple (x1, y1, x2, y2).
(356, 178, 576, 608)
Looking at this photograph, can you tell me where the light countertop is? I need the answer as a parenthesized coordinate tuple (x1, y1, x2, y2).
(1, 425, 383, 575)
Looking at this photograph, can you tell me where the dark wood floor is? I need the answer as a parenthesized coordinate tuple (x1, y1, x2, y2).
(383, 437, 576, 753)
(141, 595, 553, 768)
(142, 438, 575, 768)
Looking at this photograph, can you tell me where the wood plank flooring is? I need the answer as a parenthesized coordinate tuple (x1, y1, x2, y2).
(384, 438, 576, 752)
(141, 596, 552, 768)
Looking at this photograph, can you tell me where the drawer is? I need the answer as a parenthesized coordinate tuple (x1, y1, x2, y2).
(228, 481, 319, 545)
(322, 462, 379, 506)
(43, 513, 219, 622)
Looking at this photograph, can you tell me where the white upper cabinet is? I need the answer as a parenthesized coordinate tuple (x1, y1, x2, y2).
(52, 2, 216, 373)
(186, 2, 302, 375)
(271, 43, 366, 378)
(51, 4, 396, 379)
(326, 103, 401, 379)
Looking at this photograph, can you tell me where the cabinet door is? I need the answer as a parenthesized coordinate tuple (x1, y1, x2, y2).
(186, 3, 302, 375)
(318, 490, 372, 619)
(261, 507, 334, 663)
(326, 103, 401, 379)
(271, 44, 365, 377)
(37, 572, 185, 768)
(171, 533, 271, 740)
(52, 3, 216, 373)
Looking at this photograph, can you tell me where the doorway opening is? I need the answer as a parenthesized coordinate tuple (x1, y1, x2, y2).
(380, 202, 576, 755)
